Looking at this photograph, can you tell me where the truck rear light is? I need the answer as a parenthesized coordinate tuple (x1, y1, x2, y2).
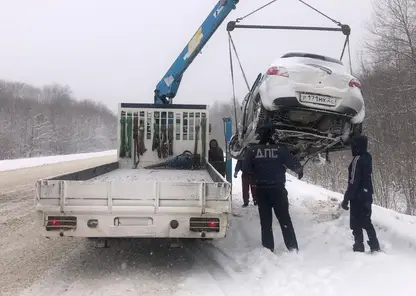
(349, 78, 361, 88)
(46, 216, 77, 231)
(266, 66, 289, 77)
(190, 217, 220, 233)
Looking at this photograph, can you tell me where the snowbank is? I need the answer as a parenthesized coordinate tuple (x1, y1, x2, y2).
(16, 159, 416, 296)
(0, 150, 117, 172)
(201, 163, 416, 296)
(284, 173, 416, 247)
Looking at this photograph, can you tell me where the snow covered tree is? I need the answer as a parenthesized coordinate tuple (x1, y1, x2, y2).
(0, 80, 117, 160)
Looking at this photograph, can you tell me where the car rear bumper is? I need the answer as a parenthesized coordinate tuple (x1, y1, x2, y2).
(259, 77, 364, 121)
(271, 97, 358, 117)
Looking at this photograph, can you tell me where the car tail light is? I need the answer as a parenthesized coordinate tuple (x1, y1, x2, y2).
(46, 216, 77, 231)
(189, 217, 220, 233)
(349, 78, 361, 88)
(266, 66, 289, 77)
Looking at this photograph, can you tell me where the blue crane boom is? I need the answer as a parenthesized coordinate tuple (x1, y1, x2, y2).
(154, 0, 239, 104)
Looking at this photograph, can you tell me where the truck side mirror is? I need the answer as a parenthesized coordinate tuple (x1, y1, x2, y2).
(209, 123, 212, 134)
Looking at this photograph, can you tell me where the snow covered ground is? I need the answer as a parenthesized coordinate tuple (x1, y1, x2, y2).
(170, 172, 416, 296)
(17, 166, 416, 295)
(0, 150, 117, 172)
(2, 153, 415, 296)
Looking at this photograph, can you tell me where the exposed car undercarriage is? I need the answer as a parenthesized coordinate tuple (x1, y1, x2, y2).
(229, 94, 362, 164)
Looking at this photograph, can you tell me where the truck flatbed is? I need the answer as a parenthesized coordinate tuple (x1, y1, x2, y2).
(87, 168, 213, 183)
(34, 104, 232, 239)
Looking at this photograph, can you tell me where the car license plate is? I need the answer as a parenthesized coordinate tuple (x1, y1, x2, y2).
(300, 94, 337, 106)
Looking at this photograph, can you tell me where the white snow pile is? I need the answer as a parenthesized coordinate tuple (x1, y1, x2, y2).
(0, 150, 116, 172)
(190, 173, 416, 296)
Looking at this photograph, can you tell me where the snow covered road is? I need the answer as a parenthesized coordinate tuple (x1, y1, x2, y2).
(0, 150, 116, 172)
(1, 153, 416, 296)
(0, 153, 117, 296)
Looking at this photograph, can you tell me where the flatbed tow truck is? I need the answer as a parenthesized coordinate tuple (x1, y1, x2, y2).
(34, 1, 239, 240)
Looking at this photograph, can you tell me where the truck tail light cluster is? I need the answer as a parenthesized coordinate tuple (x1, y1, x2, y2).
(189, 217, 220, 233)
(46, 216, 77, 231)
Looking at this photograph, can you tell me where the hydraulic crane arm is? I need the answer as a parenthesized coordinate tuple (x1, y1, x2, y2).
(154, 0, 239, 104)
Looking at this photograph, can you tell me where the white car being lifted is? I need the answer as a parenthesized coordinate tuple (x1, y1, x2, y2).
(230, 52, 365, 163)
(34, 103, 231, 240)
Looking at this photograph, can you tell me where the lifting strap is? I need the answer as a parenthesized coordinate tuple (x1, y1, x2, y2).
(235, 0, 279, 23)
(228, 32, 251, 132)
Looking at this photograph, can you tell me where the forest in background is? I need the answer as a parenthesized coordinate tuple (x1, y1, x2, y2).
(307, 0, 416, 215)
(0, 0, 414, 214)
(0, 82, 117, 159)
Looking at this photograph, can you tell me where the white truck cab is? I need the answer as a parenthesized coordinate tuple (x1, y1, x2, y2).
(34, 103, 232, 239)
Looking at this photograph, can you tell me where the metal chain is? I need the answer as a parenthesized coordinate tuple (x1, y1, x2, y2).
(297, 0, 342, 26)
(228, 34, 239, 131)
(236, 0, 279, 22)
(228, 32, 251, 91)
(347, 37, 353, 74)
(340, 35, 353, 74)
(236, 0, 343, 28)
(340, 35, 349, 60)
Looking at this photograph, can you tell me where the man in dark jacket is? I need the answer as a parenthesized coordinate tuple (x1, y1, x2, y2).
(243, 125, 303, 252)
(234, 159, 257, 207)
(341, 135, 380, 252)
(208, 139, 226, 177)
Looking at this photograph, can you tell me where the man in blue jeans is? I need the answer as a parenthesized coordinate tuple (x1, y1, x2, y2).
(341, 135, 381, 253)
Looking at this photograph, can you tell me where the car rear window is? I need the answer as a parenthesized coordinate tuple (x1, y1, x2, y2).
(281, 52, 343, 65)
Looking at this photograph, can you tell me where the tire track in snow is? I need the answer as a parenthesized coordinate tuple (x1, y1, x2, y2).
(181, 240, 250, 296)
(20, 238, 196, 296)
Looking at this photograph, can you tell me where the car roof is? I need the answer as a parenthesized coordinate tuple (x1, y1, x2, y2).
(280, 52, 343, 65)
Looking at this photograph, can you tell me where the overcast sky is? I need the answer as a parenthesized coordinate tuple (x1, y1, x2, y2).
(0, 0, 374, 112)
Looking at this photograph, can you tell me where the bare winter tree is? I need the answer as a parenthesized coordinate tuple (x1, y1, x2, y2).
(301, 0, 416, 215)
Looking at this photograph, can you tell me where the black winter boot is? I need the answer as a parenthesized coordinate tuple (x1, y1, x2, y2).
(368, 240, 381, 252)
(353, 243, 365, 252)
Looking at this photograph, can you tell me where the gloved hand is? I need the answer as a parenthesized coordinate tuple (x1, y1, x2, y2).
(233, 171, 238, 178)
(297, 171, 304, 180)
(341, 200, 349, 210)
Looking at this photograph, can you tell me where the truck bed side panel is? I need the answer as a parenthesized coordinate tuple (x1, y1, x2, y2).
(49, 162, 119, 181)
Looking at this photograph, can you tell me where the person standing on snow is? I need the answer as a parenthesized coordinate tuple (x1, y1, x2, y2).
(208, 139, 226, 177)
(341, 135, 381, 253)
(234, 159, 257, 207)
(243, 124, 303, 253)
